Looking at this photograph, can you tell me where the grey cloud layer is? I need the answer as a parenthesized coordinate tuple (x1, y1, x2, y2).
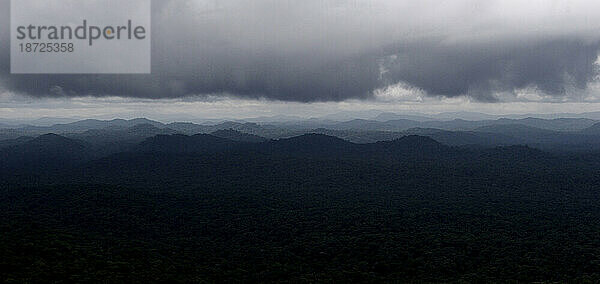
(1, 0, 600, 102)
(381, 39, 600, 102)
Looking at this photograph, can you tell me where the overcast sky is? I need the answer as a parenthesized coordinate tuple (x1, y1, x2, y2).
(1, 0, 600, 119)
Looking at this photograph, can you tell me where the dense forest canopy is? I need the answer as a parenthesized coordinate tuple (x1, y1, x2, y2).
(2, 118, 600, 282)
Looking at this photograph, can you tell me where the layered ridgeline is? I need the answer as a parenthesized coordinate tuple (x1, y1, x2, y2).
(0, 131, 462, 178)
(2, 118, 600, 282)
(2, 116, 600, 152)
(0, 129, 556, 178)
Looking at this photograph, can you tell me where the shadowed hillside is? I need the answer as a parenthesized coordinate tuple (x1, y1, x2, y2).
(2, 121, 600, 282)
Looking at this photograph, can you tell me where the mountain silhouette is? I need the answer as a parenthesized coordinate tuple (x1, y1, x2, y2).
(0, 134, 88, 171)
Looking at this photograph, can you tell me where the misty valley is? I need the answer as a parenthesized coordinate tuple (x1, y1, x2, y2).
(2, 116, 600, 282)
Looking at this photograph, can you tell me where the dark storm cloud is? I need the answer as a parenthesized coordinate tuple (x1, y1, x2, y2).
(381, 39, 600, 102)
(1, 0, 600, 102)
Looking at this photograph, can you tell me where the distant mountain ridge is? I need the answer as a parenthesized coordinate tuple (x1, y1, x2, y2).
(2, 116, 598, 136)
(2, 116, 600, 154)
(326, 117, 597, 132)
